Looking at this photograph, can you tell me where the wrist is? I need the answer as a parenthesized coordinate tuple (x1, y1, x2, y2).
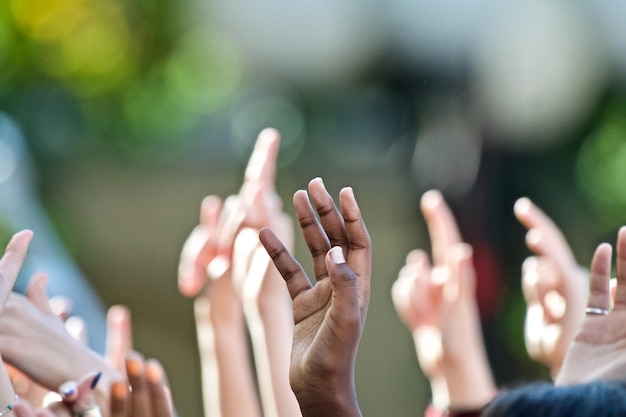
(296, 390, 362, 417)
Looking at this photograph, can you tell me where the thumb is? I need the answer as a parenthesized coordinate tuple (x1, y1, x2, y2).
(326, 247, 360, 322)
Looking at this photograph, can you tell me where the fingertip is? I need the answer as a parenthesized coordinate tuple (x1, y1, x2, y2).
(450, 242, 473, 261)
(258, 127, 281, 143)
(111, 381, 128, 401)
(329, 246, 346, 264)
(145, 359, 164, 384)
(308, 177, 326, 193)
(206, 256, 230, 280)
(514, 197, 532, 218)
(177, 276, 202, 298)
(420, 189, 443, 211)
(340, 186, 354, 199)
(406, 249, 429, 265)
(108, 305, 130, 324)
(526, 228, 543, 248)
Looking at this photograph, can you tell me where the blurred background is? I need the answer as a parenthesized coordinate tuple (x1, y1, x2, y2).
(2, 0, 626, 414)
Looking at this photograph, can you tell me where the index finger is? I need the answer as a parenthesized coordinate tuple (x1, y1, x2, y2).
(420, 190, 462, 265)
(514, 197, 576, 268)
(244, 128, 280, 188)
(259, 227, 312, 300)
(0, 230, 33, 305)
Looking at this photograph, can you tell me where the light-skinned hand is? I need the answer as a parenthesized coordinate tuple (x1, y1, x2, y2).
(557, 226, 626, 385)
(392, 190, 494, 410)
(514, 197, 588, 378)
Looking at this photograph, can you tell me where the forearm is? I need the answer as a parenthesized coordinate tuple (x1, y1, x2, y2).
(245, 295, 302, 417)
(296, 389, 362, 417)
(196, 297, 260, 417)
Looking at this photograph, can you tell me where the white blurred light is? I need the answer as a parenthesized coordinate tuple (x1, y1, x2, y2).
(231, 93, 305, 167)
(411, 113, 481, 198)
(471, 0, 608, 149)
(209, 0, 384, 88)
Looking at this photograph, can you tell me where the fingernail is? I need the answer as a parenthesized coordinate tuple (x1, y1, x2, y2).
(527, 229, 542, 246)
(60, 381, 77, 399)
(207, 256, 230, 279)
(126, 358, 142, 377)
(146, 361, 163, 383)
(514, 197, 531, 216)
(421, 190, 442, 209)
(112, 382, 128, 400)
(329, 247, 345, 264)
(90, 372, 103, 389)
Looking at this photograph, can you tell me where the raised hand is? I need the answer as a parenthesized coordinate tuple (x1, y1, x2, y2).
(178, 128, 283, 297)
(392, 190, 494, 411)
(557, 226, 626, 385)
(514, 198, 588, 378)
(259, 178, 371, 417)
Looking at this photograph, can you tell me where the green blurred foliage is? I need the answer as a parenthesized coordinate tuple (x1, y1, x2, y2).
(0, 0, 242, 157)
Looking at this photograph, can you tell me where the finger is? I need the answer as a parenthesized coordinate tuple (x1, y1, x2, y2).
(308, 178, 349, 253)
(293, 189, 330, 280)
(26, 272, 54, 315)
(200, 195, 222, 228)
(110, 381, 129, 417)
(105, 305, 133, 373)
(615, 226, 626, 307)
(588, 243, 612, 311)
(209, 195, 244, 279)
(36, 409, 57, 417)
(48, 296, 74, 321)
(339, 187, 371, 318)
(65, 316, 88, 345)
(244, 128, 280, 187)
(0, 230, 34, 304)
(610, 278, 617, 306)
(521, 256, 544, 304)
(449, 243, 476, 299)
(232, 227, 262, 293)
(178, 196, 222, 297)
(259, 228, 312, 299)
(126, 352, 152, 417)
(421, 190, 462, 265)
(146, 359, 175, 417)
(14, 401, 37, 417)
(326, 246, 361, 333)
(514, 197, 576, 269)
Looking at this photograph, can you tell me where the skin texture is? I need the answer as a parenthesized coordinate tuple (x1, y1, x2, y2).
(557, 226, 626, 385)
(260, 178, 371, 417)
(392, 190, 495, 411)
(514, 197, 588, 379)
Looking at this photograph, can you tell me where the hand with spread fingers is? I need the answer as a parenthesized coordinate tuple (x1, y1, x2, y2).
(514, 198, 588, 379)
(392, 190, 495, 412)
(557, 226, 626, 385)
(259, 178, 371, 417)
